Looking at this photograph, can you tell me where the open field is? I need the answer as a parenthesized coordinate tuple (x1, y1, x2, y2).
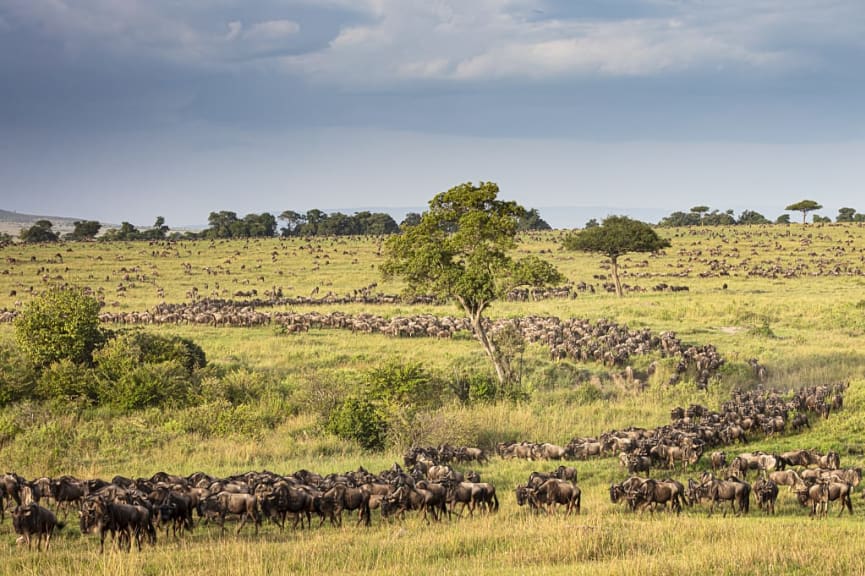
(2, 224, 865, 574)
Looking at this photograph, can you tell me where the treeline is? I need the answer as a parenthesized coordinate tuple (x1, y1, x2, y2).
(657, 205, 865, 227)
(12, 206, 552, 243)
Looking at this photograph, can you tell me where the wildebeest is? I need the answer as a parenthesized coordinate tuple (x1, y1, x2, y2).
(752, 478, 779, 514)
(12, 503, 64, 550)
(80, 498, 156, 552)
(698, 474, 750, 517)
(634, 478, 683, 515)
(199, 492, 261, 535)
(532, 479, 580, 515)
(322, 483, 371, 527)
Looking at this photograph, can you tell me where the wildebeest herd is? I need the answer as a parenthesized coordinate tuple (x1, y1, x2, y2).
(2, 381, 855, 553)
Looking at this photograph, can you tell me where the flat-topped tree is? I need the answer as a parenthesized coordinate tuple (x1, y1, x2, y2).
(563, 216, 670, 297)
(785, 200, 823, 224)
(381, 181, 563, 386)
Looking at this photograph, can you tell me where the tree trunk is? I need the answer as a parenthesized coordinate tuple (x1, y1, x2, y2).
(459, 298, 507, 385)
(611, 257, 623, 298)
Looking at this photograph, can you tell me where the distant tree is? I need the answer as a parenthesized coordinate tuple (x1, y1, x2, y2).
(563, 215, 670, 298)
(658, 211, 701, 227)
(517, 208, 552, 231)
(737, 210, 770, 225)
(812, 214, 831, 224)
(142, 216, 169, 240)
(67, 220, 101, 241)
(355, 211, 399, 235)
(400, 212, 422, 229)
(14, 287, 105, 367)
(101, 221, 141, 241)
(278, 210, 306, 236)
(584, 218, 599, 229)
(837, 207, 858, 223)
(205, 211, 239, 238)
(702, 210, 736, 226)
(691, 205, 710, 225)
(775, 214, 791, 225)
(0, 232, 13, 246)
(304, 209, 326, 236)
(382, 181, 563, 386)
(785, 200, 823, 224)
(20, 220, 59, 243)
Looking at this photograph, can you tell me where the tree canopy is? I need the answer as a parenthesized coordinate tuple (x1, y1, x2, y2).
(563, 216, 670, 297)
(785, 200, 823, 224)
(20, 220, 59, 243)
(382, 181, 563, 386)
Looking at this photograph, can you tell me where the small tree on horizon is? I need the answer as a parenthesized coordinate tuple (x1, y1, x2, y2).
(691, 206, 710, 226)
(785, 200, 823, 224)
(563, 215, 670, 298)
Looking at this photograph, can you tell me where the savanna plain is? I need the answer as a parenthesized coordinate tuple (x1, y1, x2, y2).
(2, 223, 865, 575)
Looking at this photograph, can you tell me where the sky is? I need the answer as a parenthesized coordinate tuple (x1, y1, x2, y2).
(1, 0, 864, 229)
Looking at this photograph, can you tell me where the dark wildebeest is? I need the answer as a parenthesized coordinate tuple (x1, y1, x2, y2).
(322, 484, 371, 527)
(12, 503, 64, 550)
(700, 475, 750, 517)
(51, 476, 86, 519)
(752, 478, 779, 514)
(796, 482, 830, 517)
(710, 451, 727, 474)
(634, 479, 683, 515)
(533, 479, 580, 515)
(80, 499, 156, 552)
(260, 484, 314, 530)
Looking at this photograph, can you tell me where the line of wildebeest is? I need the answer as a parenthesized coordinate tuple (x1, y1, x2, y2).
(3, 381, 854, 553)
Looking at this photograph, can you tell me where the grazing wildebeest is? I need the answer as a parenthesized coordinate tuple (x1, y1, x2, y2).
(12, 503, 64, 550)
(752, 478, 779, 514)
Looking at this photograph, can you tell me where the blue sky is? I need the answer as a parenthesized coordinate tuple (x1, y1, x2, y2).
(1, 0, 864, 228)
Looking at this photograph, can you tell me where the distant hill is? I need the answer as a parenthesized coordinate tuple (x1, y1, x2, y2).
(0, 209, 98, 236)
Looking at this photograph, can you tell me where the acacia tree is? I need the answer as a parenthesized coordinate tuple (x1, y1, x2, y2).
(563, 216, 670, 297)
(691, 205, 710, 226)
(381, 182, 563, 386)
(785, 200, 823, 224)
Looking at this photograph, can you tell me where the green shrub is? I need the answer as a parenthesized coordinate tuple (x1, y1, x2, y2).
(0, 343, 37, 406)
(14, 287, 105, 367)
(36, 358, 99, 404)
(94, 331, 205, 379)
(326, 396, 388, 450)
(97, 361, 192, 411)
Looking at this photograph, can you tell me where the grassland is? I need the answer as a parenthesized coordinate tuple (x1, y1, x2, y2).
(1, 223, 865, 574)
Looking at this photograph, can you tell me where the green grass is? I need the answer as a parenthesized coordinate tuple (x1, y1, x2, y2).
(3, 224, 865, 574)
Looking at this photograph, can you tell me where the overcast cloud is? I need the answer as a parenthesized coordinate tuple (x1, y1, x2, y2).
(1, 1, 863, 227)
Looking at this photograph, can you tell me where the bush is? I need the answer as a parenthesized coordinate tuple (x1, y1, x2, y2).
(14, 287, 105, 367)
(0, 343, 37, 406)
(36, 358, 99, 404)
(95, 331, 205, 378)
(326, 396, 388, 450)
(97, 361, 193, 411)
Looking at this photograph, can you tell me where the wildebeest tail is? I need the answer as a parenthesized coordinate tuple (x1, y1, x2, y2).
(56, 520, 66, 531)
(492, 491, 499, 512)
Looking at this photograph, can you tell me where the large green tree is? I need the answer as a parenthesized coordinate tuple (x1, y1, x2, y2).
(381, 182, 563, 385)
(20, 220, 59, 243)
(563, 216, 670, 297)
(14, 287, 105, 367)
(785, 200, 823, 224)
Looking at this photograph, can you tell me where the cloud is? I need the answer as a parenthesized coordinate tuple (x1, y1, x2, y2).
(282, 0, 864, 86)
